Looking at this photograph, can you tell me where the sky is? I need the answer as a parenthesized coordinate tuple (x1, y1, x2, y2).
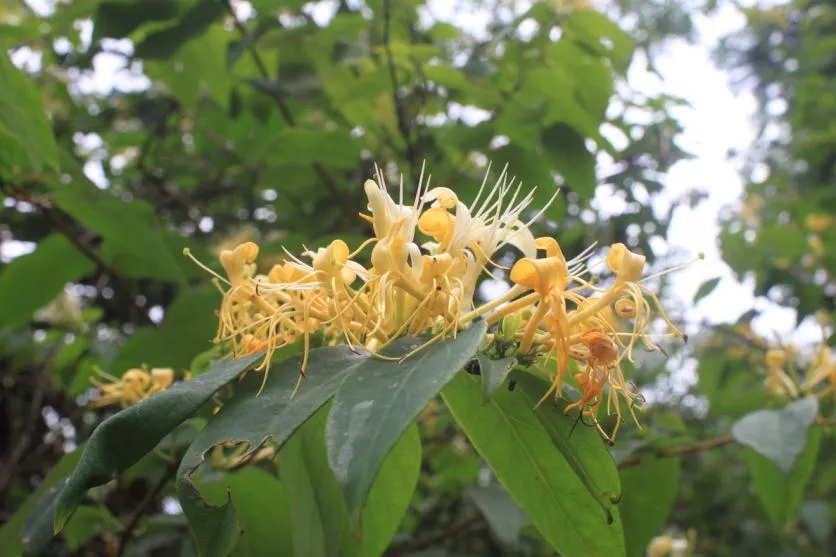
(4, 0, 820, 348)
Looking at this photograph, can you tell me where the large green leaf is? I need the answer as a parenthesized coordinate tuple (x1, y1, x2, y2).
(0, 52, 59, 173)
(442, 372, 625, 557)
(197, 468, 294, 557)
(47, 151, 185, 281)
(564, 10, 635, 74)
(52, 353, 263, 532)
(112, 284, 219, 371)
(326, 320, 487, 514)
(541, 124, 597, 199)
(282, 406, 421, 557)
(619, 458, 681, 557)
(731, 397, 818, 474)
(0, 234, 93, 329)
(467, 484, 530, 545)
(744, 427, 821, 528)
(92, 0, 183, 41)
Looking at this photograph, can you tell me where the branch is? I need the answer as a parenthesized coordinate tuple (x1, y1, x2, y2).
(386, 515, 481, 556)
(382, 0, 419, 181)
(2, 182, 154, 326)
(116, 459, 178, 557)
(223, 0, 349, 206)
(617, 434, 736, 469)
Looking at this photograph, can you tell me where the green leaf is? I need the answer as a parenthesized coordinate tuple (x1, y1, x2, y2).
(326, 321, 487, 514)
(181, 480, 240, 557)
(743, 428, 820, 528)
(442, 372, 625, 557)
(52, 353, 263, 532)
(112, 284, 219, 371)
(0, 448, 81, 555)
(196, 467, 293, 557)
(252, 129, 362, 169)
(283, 406, 421, 557)
(0, 52, 59, 173)
(619, 458, 681, 557)
(134, 0, 227, 59)
(799, 501, 831, 546)
(731, 397, 818, 474)
(541, 124, 597, 199)
(693, 277, 721, 303)
(63, 506, 119, 550)
(477, 353, 518, 401)
(145, 25, 233, 109)
(565, 10, 635, 74)
(48, 151, 185, 281)
(92, 0, 183, 41)
(0, 234, 93, 329)
(467, 484, 530, 545)
(514, 373, 621, 518)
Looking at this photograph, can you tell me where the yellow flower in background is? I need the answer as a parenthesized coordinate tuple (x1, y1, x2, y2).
(805, 213, 833, 233)
(184, 163, 696, 441)
(90, 367, 177, 408)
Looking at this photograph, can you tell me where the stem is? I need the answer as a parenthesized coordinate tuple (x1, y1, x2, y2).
(459, 285, 528, 325)
(616, 435, 734, 469)
(117, 460, 178, 556)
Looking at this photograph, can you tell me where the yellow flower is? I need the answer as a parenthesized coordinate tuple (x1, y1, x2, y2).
(90, 367, 176, 408)
(805, 213, 833, 233)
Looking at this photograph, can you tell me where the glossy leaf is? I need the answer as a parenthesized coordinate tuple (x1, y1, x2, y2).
(197, 467, 293, 557)
(0, 234, 93, 328)
(442, 372, 626, 557)
(0, 52, 59, 173)
(619, 458, 681, 557)
(283, 406, 421, 557)
(731, 397, 818, 474)
(52, 353, 263, 532)
(326, 320, 487, 513)
(744, 427, 820, 528)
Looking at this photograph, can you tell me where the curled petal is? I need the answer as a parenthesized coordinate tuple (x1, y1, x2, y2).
(418, 207, 454, 244)
(423, 186, 459, 209)
(606, 243, 646, 283)
(510, 256, 567, 295)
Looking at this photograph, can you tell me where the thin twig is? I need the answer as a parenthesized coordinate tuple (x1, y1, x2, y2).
(116, 459, 178, 557)
(617, 434, 736, 469)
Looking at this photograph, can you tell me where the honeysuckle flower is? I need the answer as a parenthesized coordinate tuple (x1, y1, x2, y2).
(184, 162, 693, 443)
(90, 367, 176, 408)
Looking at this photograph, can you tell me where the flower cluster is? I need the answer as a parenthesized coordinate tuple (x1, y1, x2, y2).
(90, 367, 178, 408)
(181, 165, 688, 440)
(761, 320, 835, 402)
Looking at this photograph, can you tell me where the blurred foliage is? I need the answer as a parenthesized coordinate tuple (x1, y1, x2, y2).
(0, 0, 834, 556)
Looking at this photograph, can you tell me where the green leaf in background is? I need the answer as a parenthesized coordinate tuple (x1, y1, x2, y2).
(0, 234, 93, 329)
(145, 25, 233, 109)
(112, 284, 219, 371)
(799, 500, 831, 546)
(541, 124, 597, 199)
(180, 480, 239, 557)
(0, 449, 81, 555)
(565, 10, 635, 74)
(693, 276, 722, 303)
(283, 406, 421, 557)
(467, 484, 530, 546)
(92, 0, 182, 41)
(731, 397, 818, 474)
(326, 320, 487, 514)
(619, 458, 681, 557)
(743, 428, 821, 528)
(442, 372, 626, 557)
(476, 353, 517, 400)
(197, 467, 294, 557)
(62, 506, 119, 550)
(52, 353, 263, 532)
(0, 52, 59, 173)
(134, 0, 228, 59)
(48, 152, 185, 282)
